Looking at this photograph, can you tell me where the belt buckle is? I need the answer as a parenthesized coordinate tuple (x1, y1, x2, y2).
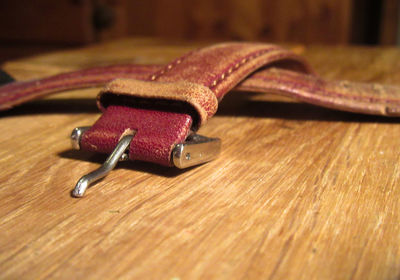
(70, 126, 221, 197)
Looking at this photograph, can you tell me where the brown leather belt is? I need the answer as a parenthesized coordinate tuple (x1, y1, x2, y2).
(1, 42, 400, 197)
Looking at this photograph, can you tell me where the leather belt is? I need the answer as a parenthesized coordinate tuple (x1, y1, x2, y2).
(1, 42, 400, 197)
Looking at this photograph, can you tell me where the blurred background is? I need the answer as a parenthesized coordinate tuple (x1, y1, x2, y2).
(0, 0, 399, 63)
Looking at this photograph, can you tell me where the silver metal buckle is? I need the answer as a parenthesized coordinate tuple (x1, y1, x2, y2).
(172, 133, 221, 168)
(70, 127, 221, 197)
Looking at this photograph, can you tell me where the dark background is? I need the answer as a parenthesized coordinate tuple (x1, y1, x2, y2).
(0, 0, 399, 63)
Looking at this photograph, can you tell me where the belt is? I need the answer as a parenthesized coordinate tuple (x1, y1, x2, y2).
(1, 42, 400, 197)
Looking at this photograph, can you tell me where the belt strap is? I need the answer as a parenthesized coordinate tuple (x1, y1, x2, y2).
(80, 43, 400, 166)
(1, 43, 400, 117)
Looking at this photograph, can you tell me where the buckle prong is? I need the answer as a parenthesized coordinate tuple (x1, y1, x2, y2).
(71, 130, 133, 197)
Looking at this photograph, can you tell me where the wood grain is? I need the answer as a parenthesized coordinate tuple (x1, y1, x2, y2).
(125, 0, 353, 43)
(1, 38, 400, 279)
(380, 0, 400, 45)
(0, 0, 94, 43)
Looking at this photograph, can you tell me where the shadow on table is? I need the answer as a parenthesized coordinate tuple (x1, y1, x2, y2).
(59, 149, 194, 178)
(2, 91, 400, 124)
(60, 149, 191, 198)
(0, 98, 99, 116)
(53, 89, 400, 179)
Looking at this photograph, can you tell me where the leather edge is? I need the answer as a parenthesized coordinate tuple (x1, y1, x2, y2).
(97, 78, 218, 127)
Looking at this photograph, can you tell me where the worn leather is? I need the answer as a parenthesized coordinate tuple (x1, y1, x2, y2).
(1, 42, 400, 166)
(80, 105, 192, 166)
(1, 47, 399, 117)
(98, 79, 218, 128)
(0, 65, 159, 111)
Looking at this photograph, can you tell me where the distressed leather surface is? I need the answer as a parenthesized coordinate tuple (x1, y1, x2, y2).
(1, 42, 400, 165)
(80, 105, 192, 166)
(0, 65, 159, 111)
(1, 50, 399, 117)
(98, 79, 218, 128)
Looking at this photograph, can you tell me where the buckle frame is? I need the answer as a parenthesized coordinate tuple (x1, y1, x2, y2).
(70, 126, 221, 197)
(172, 133, 221, 168)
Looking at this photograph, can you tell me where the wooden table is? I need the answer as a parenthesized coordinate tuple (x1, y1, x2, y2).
(1, 38, 400, 279)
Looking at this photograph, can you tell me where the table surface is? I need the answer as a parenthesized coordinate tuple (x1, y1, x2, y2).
(1, 38, 400, 280)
